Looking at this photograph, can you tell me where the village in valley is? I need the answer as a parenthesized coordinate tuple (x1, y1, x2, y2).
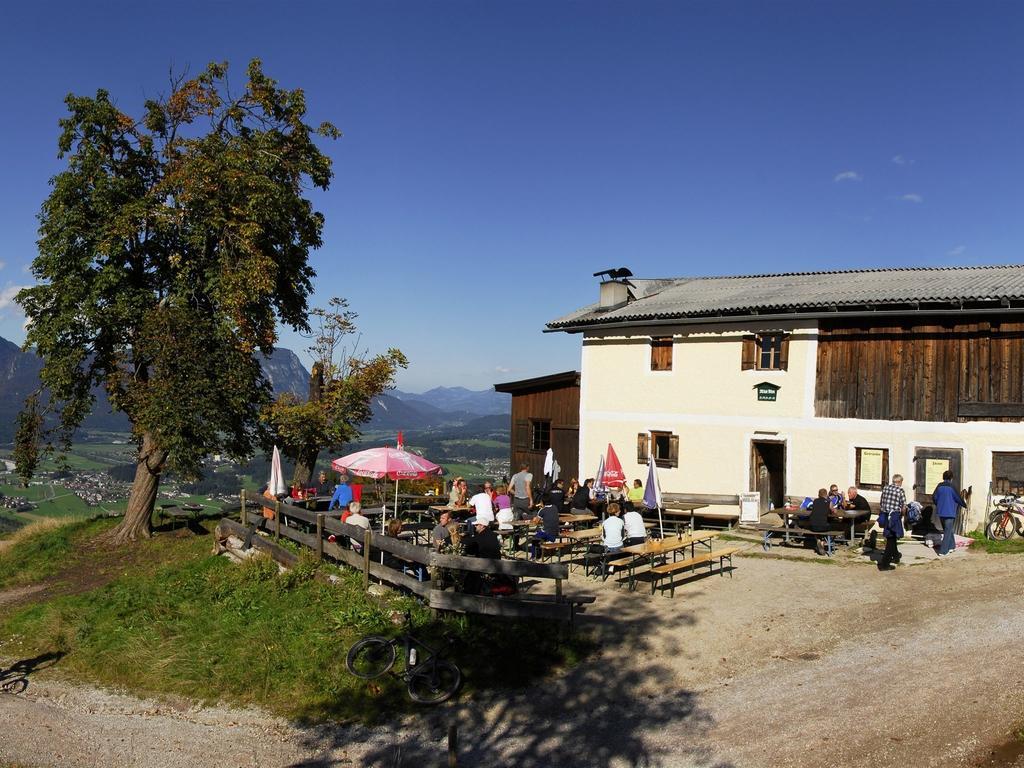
(0, 4, 1022, 768)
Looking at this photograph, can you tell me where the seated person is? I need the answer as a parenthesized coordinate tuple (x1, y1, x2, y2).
(622, 504, 647, 547)
(843, 486, 872, 526)
(828, 484, 845, 510)
(529, 492, 561, 560)
(602, 502, 626, 553)
(448, 477, 467, 508)
(548, 479, 566, 513)
(464, 519, 501, 559)
(807, 488, 832, 555)
(468, 484, 496, 526)
(432, 509, 453, 550)
(383, 518, 425, 579)
(570, 480, 592, 514)
(343, 501, 370, 551)
(626, 479, 644, 511)
(328, 474, 353, 512)
(314, 471, 334, 498)
(494, 485, 514, 530)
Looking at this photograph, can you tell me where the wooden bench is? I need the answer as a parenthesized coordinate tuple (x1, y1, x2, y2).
(649, 546, 741, 597)
(757, 524, 844, 556)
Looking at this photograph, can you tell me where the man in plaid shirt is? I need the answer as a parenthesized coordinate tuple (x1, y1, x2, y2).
(878, 474, 907, 569)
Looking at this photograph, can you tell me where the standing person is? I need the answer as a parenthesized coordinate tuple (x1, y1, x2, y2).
(529, 492, 560, 559)
(932, 470, 967, 556)
(878, 474, 907, 570)
(468, 484, 496, 526)
(510, 462, 534, 520)
(602, 502, 625, 553)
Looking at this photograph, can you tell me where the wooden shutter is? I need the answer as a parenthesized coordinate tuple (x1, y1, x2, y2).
(741, 336, 756, 370)
(668, 434, 680, 468)
(778, 335, 790, 371)
(514, 420, 529, 450)
(636, 433, 650, 462)
(651, 337, 672, 371)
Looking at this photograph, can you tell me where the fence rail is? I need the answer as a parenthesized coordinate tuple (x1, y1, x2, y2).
(228, 490, 587, 623)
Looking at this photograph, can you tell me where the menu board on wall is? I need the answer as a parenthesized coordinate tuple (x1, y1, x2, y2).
(858, 449, 884, 487)
(924, 458, 950, 491)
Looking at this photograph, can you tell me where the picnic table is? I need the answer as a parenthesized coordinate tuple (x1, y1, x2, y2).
(158, 503, 206, 529)
(661, 504, 709, 533)
(775, 506, 864, 546)
(559, 513, 598, 527)
(427, 505, 473, 520)
(615, 531, 720, 590)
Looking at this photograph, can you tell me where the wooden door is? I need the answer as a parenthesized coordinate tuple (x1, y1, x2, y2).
(912, 447, 962, 503)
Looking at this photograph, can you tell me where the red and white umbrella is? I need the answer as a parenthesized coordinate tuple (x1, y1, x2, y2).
(332, 443, 443, 530)
(602, 443, 626, 488)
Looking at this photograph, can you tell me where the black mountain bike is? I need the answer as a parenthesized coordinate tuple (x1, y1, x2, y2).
(346, 613, 461, 704)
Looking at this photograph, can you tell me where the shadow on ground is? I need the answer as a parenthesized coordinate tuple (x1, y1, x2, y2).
(288, 589, 732, 768)
(0, 651, 65, 694)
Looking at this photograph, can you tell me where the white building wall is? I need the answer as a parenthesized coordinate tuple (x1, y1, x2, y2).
(578, 322, 1024, 529)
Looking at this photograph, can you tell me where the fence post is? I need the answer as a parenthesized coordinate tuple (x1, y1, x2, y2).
(362, 527, 371, 589)
(316, 514, 324, 560)
(555, 577, 563, 603)
(448, 724, 458, 767)
(240, 489, 247, 526)
(274, 500, 281, 541)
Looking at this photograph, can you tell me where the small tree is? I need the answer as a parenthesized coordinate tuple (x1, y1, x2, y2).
(16, 60, 338, 543)
(265, 297, 407, 488)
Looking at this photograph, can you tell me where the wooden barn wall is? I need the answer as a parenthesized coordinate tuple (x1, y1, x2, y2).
(509, 383, 580, 482)
(815, 318, 1024, 422)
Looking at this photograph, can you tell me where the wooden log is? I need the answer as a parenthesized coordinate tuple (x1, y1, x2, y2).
(240, 489, 247, 526)
(428, 591, 572, 622)
(274, 500, 281, 540)
(316, 514, 324, 560)
(362, 527, 371, 590)
(215, 518, 298, 567)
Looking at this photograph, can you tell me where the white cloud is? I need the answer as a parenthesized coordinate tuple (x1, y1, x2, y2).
(900, 193, 923, 203)
(947, 245, 966, 257)
(494, 366, 511, 374)
(0, 284, 29, 311)
(892, 154, 913, 165)
(833, 170, 862, 183)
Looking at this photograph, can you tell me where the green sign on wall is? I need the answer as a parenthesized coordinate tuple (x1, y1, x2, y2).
(755, 382, 781, 402)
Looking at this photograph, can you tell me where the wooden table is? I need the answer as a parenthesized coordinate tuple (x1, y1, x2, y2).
(777, 507, 864, 545)
(559, 513, 598, 527)
(428, 505, 473, 520)
(618, 531, 719, 590)
(661, 504, 709, 534)
(562, 526, 603, 541)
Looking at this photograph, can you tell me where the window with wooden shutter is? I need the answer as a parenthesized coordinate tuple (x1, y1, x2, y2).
(650, 430, 679, 469)
(741, 336, 756, 370)
(637, 433, 650, 463)
(650, 337, 673, 371)
(778, 336, 790, 371)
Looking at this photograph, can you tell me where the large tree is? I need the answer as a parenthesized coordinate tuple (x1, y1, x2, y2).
(16, 60, 338, 543)
(265, 297, 408, 488)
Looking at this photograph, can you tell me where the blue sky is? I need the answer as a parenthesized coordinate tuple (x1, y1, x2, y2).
(1, 1, 1021, 391)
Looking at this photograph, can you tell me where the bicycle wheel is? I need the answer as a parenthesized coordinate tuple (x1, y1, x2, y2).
(987, 512, 1018, 541)
(346, 636, 397, 679)
(406, 660, 461, 705)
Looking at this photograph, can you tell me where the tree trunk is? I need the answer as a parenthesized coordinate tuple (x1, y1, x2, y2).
(292, 362, 324, 488)
(105, 431, 168, 545)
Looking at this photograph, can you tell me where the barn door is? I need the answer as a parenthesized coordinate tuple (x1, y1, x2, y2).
(912, 447, 962, 503)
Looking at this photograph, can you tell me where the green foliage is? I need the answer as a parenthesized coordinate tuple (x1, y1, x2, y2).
(16, 60, 338, 498)
(967, 530, 1024, 554)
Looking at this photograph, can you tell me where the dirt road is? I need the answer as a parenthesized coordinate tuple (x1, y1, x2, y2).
(1, 546, 1022, 767)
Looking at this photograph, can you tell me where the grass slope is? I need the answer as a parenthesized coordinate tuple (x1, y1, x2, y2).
(0, 518, 590, 722)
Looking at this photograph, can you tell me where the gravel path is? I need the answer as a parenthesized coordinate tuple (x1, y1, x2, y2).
(1, 545, 1022, 767)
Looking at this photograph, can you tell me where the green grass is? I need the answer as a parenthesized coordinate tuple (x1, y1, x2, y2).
(967, 530, 1024, 554)
(441, 462, 489, 479)
(0, 517, 590, 723)
(0, 483, 121, 519)
(0, 519, 109, 588)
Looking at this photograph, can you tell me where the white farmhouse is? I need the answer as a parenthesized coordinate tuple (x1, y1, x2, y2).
(547, 265, 1024, 529)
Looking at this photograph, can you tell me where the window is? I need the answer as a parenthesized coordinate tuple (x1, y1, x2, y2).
(992, 452, 1024, 496)
(741, 333, 790, 371)
(650, 336, 673, 371)
(530, 420, 551, 451)
(855, 447, 889, 490)
(636, 430, 679, 468)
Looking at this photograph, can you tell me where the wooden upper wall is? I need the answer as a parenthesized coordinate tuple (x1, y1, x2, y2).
(815, 317, 1024, 422)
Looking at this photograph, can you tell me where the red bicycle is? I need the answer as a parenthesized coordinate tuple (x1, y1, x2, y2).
(986, 494, 1024, 541)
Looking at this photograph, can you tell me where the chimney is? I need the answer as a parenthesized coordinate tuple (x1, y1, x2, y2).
(598, 280, 630, 311)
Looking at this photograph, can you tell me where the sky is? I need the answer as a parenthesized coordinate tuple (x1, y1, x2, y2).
(1, 1, 1022, 392)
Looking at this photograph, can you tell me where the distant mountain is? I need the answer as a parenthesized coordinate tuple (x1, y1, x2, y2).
(258, 348, 310, 399)
(367, 393, 479, 431)
(393, 386, 510, 416)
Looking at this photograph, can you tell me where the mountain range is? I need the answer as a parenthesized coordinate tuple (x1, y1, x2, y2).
(0, 337, 509, 442)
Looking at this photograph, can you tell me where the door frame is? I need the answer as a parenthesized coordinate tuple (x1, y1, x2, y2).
(750, 438, 787, 512)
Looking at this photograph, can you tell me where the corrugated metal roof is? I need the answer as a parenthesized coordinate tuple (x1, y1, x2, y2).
(547, 265, 1024, 330)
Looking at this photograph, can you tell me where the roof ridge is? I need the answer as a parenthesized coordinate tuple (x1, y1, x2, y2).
(647, 264, 1024, 282)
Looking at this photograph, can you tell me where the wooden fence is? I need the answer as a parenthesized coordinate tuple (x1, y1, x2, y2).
(228, 491, 590, 624)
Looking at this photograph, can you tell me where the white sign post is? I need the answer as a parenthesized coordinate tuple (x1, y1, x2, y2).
(739, 492, 761, 524)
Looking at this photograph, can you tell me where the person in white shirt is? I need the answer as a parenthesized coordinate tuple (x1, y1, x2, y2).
(468, 485, 496, 525)
(602, 502, 625, 553)
(343, 502, 370, 553)
(622, 507, 647, 547)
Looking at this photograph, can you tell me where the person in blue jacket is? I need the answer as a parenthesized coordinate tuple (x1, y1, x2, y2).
(328, 473, 354, 513)
(932, 470, 967, 556)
